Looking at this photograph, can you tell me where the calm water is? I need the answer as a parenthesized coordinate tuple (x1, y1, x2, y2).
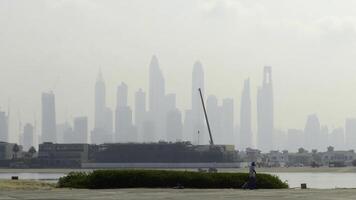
(0, 173, 65, 181)
(271, 173, 356, 189)
(0, 172, 355, 189)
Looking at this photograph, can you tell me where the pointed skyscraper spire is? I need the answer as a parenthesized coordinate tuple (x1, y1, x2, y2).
(97, 68, 104, 82)
(148, 55, 166, 141)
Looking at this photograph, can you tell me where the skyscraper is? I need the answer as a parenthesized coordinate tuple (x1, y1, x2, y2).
(166, 109, 183, 142)
(345, 118, 356, 150)
(0, 110, 9, 142)
(116, 82, 128, 108)
(41, 91, 56, 143)
(57, 122, 72, 143)
(115, 82, 135, 142)
(329, 127, 345, 150)
(95, 70, 106, 130)
(189, 61, 206, 144)
(135, 89, 146, 142)
(304, 114, 321, 150)
(221, 98, 234, 145)
(206, 95, 220, 144)
(240, 79, 252, 149)
(165, 94, 176, 112)
(287, 129, 304, 152)
(257, 66, 274, 152)
(92, 70, 113, 144)
(148, 55, 166, 141)
(22, 123, 34, 151)
(73, 117, 88, 143)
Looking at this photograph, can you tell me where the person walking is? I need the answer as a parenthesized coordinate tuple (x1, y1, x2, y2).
(248, 162, 257, 189)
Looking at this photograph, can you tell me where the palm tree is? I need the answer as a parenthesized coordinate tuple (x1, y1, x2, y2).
(12, 144, 20, 160)
(28, 146, 37, 158)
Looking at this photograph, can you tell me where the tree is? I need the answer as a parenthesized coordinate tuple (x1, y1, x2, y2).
(298, 148, 307, 154)
(352, 160, 356, 167)
(28, 146, 37, 158)
(12, 144, 20, 160)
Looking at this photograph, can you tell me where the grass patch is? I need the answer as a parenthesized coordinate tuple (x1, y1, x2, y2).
(0, 180, 55, 190)
(58, 170, 288, 189)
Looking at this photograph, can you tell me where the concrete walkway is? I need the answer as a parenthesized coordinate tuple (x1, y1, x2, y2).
(0, 189, 355, 200)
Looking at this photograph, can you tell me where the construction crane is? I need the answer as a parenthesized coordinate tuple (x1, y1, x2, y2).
(198, 88, 214, 145)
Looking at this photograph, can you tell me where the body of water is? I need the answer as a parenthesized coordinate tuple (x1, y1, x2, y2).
(0, 172, 355, 189)
(271, 173, 356, 189)
(0, 173, 65, 181)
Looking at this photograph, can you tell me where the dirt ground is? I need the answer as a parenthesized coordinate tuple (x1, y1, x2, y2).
(0, 189, 355, 200)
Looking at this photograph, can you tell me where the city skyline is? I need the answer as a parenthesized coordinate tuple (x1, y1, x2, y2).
(1, 56, 355, 152)
(4, 1, 356, 144)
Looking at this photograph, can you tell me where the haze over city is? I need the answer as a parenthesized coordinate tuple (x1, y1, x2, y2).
(5, 1, 356, 198)
(2, 0, 356, 152)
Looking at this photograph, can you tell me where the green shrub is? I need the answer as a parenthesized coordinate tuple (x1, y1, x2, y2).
(58, 170, 288, 189)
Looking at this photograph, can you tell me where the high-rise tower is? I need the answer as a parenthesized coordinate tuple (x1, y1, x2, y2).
(115, 82, 135, 142)
(257, 66, 274, 152)
(92, 70, 113, 144)
(135, 89, 146, 142)
(304, 114, 321, 150)
(73, 117, 88, 143)
(41, 91, 56, 143)
(0, 110, 9, 142)
(22, 123, 34, 150)
(240, 79, 252, 150)
(189, 61, 206, 144)
(95, 70, 106, 130)
(148, 55, 166, 141)
(116, 82, 128, 108)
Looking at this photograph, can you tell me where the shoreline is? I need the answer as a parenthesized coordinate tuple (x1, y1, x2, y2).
(0, 167, 354, 173)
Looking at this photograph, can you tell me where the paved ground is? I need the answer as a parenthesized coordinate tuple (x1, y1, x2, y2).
(0, 189, 355, 200)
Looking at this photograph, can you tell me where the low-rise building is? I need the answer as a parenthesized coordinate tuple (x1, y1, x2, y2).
(287, 148, 313, 167)
(38, 143, 89, 167)
(0, 142, 19, 160)
(266, 150, 289, 167)
(321, 146, 356, 167)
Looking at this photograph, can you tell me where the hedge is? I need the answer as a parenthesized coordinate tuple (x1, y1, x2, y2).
(58, 170, 288, 189)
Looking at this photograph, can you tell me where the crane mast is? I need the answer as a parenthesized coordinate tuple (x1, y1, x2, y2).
(198, 88, 214, 145)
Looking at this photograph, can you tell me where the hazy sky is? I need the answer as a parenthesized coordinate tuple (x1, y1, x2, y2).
(2, 0, 356, 142)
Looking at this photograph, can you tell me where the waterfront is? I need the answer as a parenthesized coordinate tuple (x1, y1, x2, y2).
(272, 173, 356, 189)
(0, 168, 355, 189)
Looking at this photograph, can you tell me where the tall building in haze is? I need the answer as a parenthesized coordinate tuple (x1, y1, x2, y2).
(115, 82, 135, 142)
(345, 118, 356, 150)
(304, 114, 321, 150)
(166, 109, 183, 142)
(41, 91, 56, 143)
(22, 123, 34, 151)
(184, 61, 206, 144)
(92, 70, 113, 144)
(221, 98, 234, 145)
(73, 117, 88, 143)
(206, 95, 220, 144)
(329, 127, 345, 150)
(135, 88, 146, 142)
(148, 55, 166, 141)
(257, 66, 274, 152)
(0, 110, 9, 142)
(240, 79, 252, 149)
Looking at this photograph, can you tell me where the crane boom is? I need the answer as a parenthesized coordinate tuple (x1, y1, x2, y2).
(198, 88, 214, 145)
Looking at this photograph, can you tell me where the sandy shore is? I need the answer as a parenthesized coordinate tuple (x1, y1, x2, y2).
(0, 188, 353, 200)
